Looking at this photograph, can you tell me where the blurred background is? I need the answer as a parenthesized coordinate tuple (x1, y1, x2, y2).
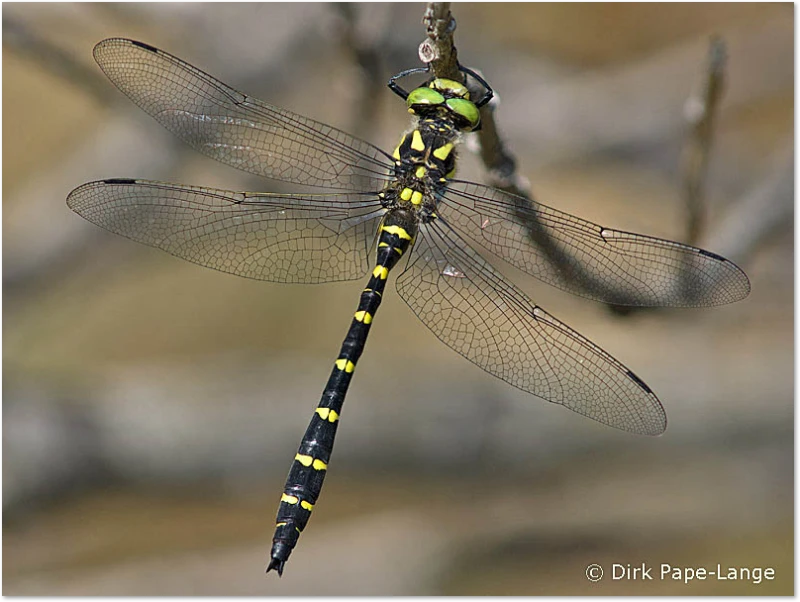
(3, 2, 792, 595)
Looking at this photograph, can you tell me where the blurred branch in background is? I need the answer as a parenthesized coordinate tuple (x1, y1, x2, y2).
(499, 15, 791, 169)
(332, 3, 390, 139)
(681, 36, 727, 247)
(673, 34, 792, 275)
(612, 36, 731, 316)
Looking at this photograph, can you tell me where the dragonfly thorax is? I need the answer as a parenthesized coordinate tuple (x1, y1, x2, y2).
(381, 119, 459, 219)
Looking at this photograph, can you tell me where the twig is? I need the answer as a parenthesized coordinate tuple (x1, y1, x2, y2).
(419, 3, 459, 80)
(417, 3, 528, 198)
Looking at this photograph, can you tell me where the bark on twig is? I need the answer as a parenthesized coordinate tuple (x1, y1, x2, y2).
(419, 3, 459, 80)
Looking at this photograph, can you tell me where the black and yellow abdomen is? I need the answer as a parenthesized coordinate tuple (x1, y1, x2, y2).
(269, 111, 461, 576)
(267, 209, 417, 575)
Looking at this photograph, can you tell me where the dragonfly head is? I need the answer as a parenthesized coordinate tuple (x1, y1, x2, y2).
(406, 78, 481, 132)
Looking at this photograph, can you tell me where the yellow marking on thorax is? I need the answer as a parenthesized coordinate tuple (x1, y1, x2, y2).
(300, 500, 314, 511)
(392, 134, 406, 160)
(354, 310, 373, 324)
(400, 187, 413, 201)
(415, 165, 426, 178)
(335, 358, 356, 373)
(410, 190, 423, 206)
(410, 130, 425, 151)
(316, 407, 340, 422)
(433, 142, 454, 161)
(281, 493, 299, 505)
(381, 224, 413, 240)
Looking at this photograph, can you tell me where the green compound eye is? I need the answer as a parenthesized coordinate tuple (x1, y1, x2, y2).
(430, 78, 470, 99)
(446, 98, 480, 130)
(406, 87, 445, 110)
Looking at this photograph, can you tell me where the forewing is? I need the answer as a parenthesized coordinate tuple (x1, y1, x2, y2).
(395, 218, 667, 435)
(441, 181, 750, 307)
(67, 179, 384, 284)
(93, 38, 394, 192)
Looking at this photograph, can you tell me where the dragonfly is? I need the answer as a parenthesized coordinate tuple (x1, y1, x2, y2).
(67, 38, 750, 576)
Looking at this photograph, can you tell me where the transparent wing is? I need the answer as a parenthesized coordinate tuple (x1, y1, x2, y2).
(93, 38, 394, 192)
(395, 217, 667, 435)
(67, 179, 384, 284)
(440, 181, 750, 307)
